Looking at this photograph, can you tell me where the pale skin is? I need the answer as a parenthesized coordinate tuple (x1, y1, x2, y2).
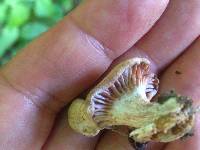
(0, 0, 199, 150)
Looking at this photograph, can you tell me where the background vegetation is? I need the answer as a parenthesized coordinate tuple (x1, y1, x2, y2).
(0, 0, 80, 66)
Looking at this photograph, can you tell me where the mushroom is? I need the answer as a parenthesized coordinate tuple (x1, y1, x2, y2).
(68, 58, 197, 144)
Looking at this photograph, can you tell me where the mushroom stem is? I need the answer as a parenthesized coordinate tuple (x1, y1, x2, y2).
(68, 99, 100, 136)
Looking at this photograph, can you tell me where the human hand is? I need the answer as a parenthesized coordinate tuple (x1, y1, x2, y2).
(0, 0, 199, 150)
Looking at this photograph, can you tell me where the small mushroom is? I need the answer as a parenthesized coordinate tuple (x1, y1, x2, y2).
(68, 57, 197, 144)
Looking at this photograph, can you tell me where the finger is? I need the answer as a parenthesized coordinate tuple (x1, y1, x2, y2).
(96, 0, 200, 149)
(161, 37, 200, 150)
(160, 37, 200, 101)
(0, 0, 168, 149)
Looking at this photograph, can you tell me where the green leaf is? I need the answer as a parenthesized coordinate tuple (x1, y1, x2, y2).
(0, 3, 8, 24)
(0, 0, 77, 66)
(20, 22, 49, 41)
(61, 0, 74, 12)
(34, 0, 55, 18)
(4, 0, 22, 6)
(51, 4, 65, 22)
(7, 3, 31, 27)
(0, 27, 19, 57)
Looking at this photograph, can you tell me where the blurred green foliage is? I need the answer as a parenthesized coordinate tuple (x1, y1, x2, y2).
(0, 0, 80, 66)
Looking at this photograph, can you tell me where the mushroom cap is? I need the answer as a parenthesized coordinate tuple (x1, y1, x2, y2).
(85, 58, 159, 128)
